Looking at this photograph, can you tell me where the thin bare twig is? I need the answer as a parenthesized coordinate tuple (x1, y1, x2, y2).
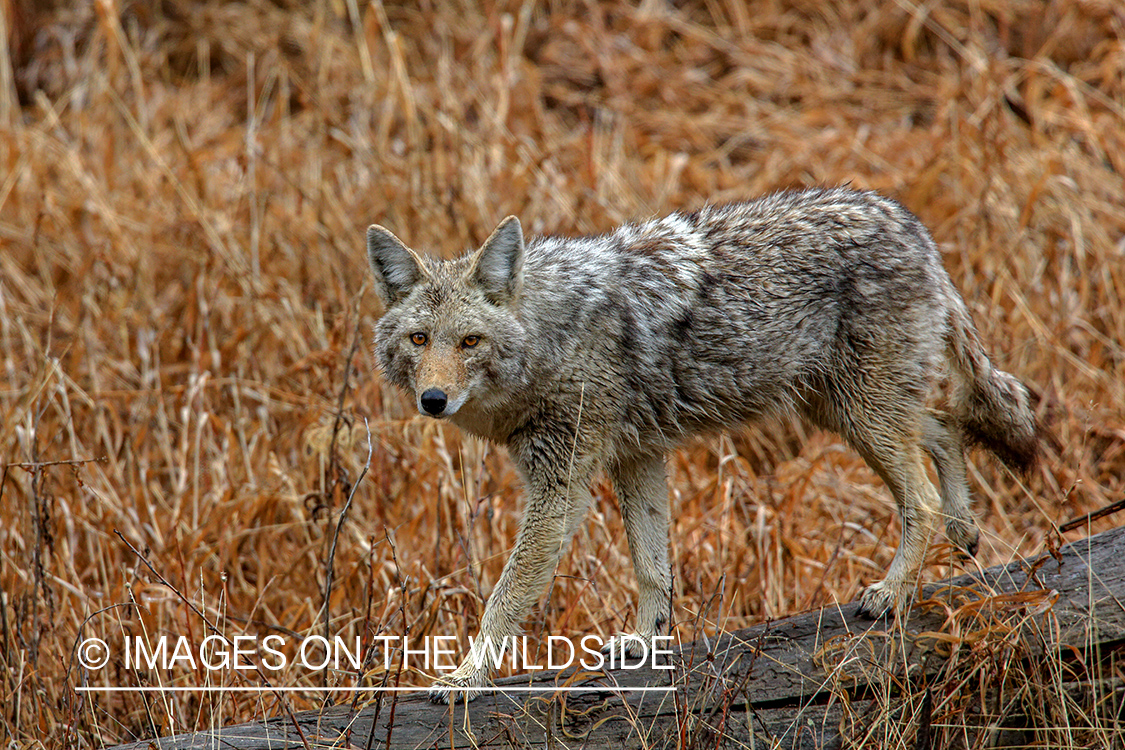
(321, 417, 373, 680)
(1060, 497, 1125, 534)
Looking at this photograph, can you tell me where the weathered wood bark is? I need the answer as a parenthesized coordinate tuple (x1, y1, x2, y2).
(109, 526, 1125, 749)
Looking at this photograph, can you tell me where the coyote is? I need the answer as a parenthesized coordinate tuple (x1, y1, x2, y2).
(365, 187, 1038, 702)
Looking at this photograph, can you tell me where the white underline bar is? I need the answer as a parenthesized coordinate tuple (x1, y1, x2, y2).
(75, 686, 676, 693)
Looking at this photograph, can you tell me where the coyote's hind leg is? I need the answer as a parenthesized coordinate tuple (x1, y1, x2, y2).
(923, 409, 978, 555)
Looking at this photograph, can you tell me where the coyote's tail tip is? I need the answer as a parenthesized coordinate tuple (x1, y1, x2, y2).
(957, 367, 1041, 475)
(947, 296, 1040, 475)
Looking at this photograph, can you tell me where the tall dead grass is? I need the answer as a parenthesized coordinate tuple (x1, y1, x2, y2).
(0, 0, 1122, 746)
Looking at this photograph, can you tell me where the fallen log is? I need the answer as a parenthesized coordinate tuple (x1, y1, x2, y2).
(109, 524, 1125, 749)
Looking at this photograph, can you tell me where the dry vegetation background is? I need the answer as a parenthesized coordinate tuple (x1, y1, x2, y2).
(0, 0, 1123, 746)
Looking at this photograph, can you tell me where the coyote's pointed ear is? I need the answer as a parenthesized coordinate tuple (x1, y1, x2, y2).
(469, 216, 524, 305)
(367, 225, 425, 305)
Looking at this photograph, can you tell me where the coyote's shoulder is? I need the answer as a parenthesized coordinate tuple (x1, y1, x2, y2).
(364, 186, 1039, 701)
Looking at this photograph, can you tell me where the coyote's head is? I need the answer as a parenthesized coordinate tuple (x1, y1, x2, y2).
(365, 217, 529, 420)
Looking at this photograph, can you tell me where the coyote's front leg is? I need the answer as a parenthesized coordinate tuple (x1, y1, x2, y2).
(603, 452, 673, 660)
(429, 427, 596, 703)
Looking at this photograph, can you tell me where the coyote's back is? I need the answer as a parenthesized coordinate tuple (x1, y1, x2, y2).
(365, 187, 1039, 701)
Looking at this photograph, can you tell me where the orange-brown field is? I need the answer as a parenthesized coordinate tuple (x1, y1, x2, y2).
(1, 1, 1123, 747)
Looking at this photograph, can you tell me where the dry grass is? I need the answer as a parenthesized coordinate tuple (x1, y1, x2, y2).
(1, 0, 1122, 747)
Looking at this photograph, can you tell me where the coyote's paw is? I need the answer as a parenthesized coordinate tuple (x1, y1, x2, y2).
(857, 580, 908, 620)
(428, 665, 490, 704)
(944, 517, 980, 557)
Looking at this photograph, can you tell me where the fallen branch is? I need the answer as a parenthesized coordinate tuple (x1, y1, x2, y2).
(107, 525, 1125, 749)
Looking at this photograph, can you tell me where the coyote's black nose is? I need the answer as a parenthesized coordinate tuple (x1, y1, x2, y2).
(420, 388, 448, 416)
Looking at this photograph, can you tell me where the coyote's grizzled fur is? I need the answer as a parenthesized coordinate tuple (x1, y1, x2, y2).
(365, 187, 1038, 702)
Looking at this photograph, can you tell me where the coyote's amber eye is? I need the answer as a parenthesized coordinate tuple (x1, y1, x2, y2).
(410, 332, 428, 346)
(461, 335, 480, 349)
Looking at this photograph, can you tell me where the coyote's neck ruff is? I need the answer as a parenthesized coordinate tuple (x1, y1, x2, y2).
(365, 187, 1038, 702)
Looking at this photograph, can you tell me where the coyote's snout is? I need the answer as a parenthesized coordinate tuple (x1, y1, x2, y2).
(411, 339, 472, 417)
(364, 188, 1039, 703)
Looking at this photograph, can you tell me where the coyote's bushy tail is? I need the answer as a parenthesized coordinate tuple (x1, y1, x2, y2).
(946, 295, 1040, 474)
